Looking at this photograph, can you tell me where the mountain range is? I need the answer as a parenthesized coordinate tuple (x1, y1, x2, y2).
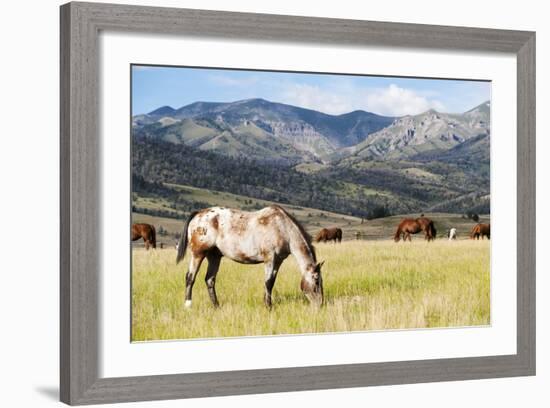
(132, 98, 490, 216)
(133, 98, 396, 164)
(133, 98, 489, 165)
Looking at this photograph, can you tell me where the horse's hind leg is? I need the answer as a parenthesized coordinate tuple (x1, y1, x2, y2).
(204, 250, 222, 307)
(264, 256, 283, 308)
(184, 253, 205, 308)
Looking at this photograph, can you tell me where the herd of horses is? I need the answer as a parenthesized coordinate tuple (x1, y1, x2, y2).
(132, 205, 490, 309)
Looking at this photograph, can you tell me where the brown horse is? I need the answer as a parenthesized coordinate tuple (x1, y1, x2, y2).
(176, 205, 323, 308)
(470, 223, 490, 240)
(394, 216, 436, 242)
(315, 227, 342, 243)
(131, 223, 156, 249)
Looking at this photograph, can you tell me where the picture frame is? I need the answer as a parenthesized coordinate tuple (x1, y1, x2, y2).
(60, 1, 536, 405)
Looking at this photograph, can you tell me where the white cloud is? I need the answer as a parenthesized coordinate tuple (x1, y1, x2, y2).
(276, 82, 446, 116)
(365, 84, 445, 116)
(279, 83, 356, 115)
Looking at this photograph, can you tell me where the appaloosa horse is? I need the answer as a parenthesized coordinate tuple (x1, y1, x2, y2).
(131, 223, 156, 249)
(315, 227, 342, 243)
(176, 205, 324, 308)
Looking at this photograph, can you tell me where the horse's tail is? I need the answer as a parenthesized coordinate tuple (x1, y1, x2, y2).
(394, 224, 402, 242)
(150, 225, 157, 248)
(429, 221, 437, 240)
(176, 211, 198, 264)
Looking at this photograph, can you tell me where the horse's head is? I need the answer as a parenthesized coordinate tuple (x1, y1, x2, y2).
(315, 229, 325, 242)
(301, 261, 324, 306)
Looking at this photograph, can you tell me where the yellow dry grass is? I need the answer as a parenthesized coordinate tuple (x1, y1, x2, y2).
(132, 240, 490, 341)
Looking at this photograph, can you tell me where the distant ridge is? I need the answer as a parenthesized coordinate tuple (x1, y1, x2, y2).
(147, 105, 176, 116)
(133, 98, 396, 163)
(339, 101, 490, 161)
(134, 98, 489, 164)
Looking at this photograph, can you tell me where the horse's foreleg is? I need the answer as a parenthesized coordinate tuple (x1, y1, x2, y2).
(264, 257, 283, 308)
(204, 251, 222, 308)
(184, 253, 205, 308)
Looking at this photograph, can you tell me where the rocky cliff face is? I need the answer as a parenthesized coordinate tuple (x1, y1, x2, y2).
(266, 120, 335, 157)
(344, 101, 490, 160)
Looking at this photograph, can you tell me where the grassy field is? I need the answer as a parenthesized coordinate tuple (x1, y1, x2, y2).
(132, 239, 490, 341)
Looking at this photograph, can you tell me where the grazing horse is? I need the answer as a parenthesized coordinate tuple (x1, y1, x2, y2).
(315, 227, 342, 243)
(176, 205, 324, 308)
(131, 223, 156, 249)
(470, 223, 490, 240)
(448, 228, 457, 240)
(394, 216, 436, 242)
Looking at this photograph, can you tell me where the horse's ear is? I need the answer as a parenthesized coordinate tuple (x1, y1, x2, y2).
(317, 260, 325, 269)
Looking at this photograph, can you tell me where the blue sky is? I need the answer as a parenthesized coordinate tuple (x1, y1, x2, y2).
(132, 65, 491, 117)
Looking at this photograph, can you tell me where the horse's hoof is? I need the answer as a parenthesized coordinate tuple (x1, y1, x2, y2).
(184, 300, 192, 308)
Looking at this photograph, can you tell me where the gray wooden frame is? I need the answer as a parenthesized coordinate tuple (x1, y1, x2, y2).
(60, 1, 536, 405)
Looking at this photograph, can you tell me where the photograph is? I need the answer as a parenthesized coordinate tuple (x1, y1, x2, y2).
(130, 65, 491, 341)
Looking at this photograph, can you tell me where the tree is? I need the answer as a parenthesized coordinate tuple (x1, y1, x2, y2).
(366, 205, 390, 220)
(466, 211, 480, 222)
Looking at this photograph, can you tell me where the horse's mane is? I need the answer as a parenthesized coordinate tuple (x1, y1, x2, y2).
(273, 205, 317, 262)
